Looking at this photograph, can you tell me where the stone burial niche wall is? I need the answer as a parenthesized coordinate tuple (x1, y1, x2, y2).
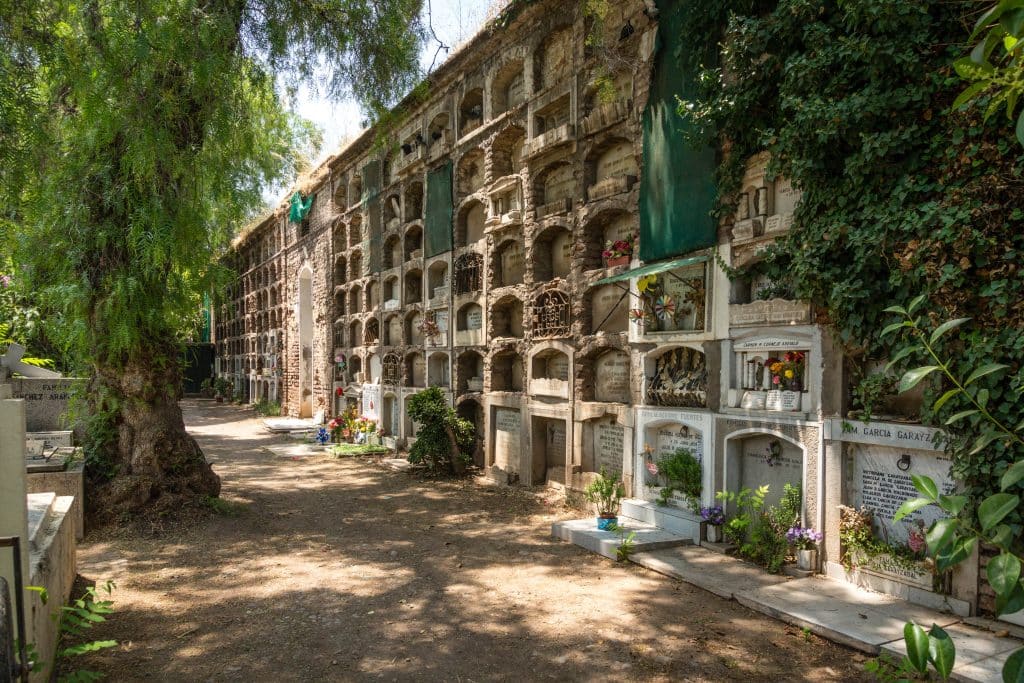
(823, 419, 973, 616)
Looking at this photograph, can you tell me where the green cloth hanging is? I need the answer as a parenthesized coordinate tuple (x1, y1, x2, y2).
(289, 191, 314, 223)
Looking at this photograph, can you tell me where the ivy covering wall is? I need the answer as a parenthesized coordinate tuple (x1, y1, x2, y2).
(678, 0, 1023, 530)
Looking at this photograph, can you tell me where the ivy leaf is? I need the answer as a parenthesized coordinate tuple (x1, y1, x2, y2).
(904, 622, 930, 674)
(1002, 461, 1024, 490)
(913, 475, 940, 501)
(894, 497, 933, 522)
(965, 363, 1010, 385)
(899, 366, 940, 394)
(928, 625, 956, 680)
(932, 388, 962, 412)
(987, 554, 1022, 599)
(946, 409, 979, 425)
(979, 493, 1020, 531)
(929, 317, 970, 344)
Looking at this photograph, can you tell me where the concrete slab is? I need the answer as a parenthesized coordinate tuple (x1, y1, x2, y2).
(263, 417, 317, 433)
(621, 499, 701, 541)
(264, 443, 326, 458)
(881, 620, 1021, 665)
(27, 491, 56, 551)
(631, 545, 789, 599)
(552, 518, 691, 561)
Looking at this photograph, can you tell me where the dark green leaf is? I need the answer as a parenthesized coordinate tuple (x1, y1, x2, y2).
(1017, 108, 1024, 147)
(1003, 647, 1024, 683)
(937, 494, 967, 517)
(894, 497, 933, 522)
(946, 409, 979, 425)
(883, 305, 907, 315)
(952, 81, 988, 110)
(881, 321, 911, 338)
(965, 363, 1010, 386)
(933, 388, 962, 412)
(996, 584, 1024, 617)
(926, 518, 959, 555)
(979, 493, 1020, 531)
(936, 536, 977, 573)
(928, 624, 956, 679)
(907, 295, 928, 315)
(886, 345, 922, 371)
(1002, 461, 1024, 490)
(991, 524, 1015, 548)
(1003, 8, 1024, 38)
(900, 366, 940, 394)
(904, 622, 930, 674)
(987, 554, 1022, 599)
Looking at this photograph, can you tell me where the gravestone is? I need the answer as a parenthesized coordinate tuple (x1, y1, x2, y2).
(602, 215, 634, 246)
(466, 307, 483, 330)
(594, 351, 630, 403)
(596, 142, 637, 181)
(655, 426, 702, 460)
(738, 434, 803, 509)
(544, 165, 574, 203)
(594, 422, 625, 474)
(501, 243, 525, 284)
(362, 384, 381, 421)
(494, 408, 521, 471)
(547, 353, 569, 381)
(9, 378, 82, 432)
(850, 444, 955, 546)
(591, 285, 628, 332)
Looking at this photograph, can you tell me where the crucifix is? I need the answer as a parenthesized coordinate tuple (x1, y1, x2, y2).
(0, 343, 62, 379)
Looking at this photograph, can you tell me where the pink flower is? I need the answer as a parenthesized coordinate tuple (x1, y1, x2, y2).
(772, 376, 780, 385)
(646, 462, 659, 476)
(0, 274, 10, 288)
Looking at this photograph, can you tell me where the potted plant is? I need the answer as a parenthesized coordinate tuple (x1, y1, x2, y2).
(584, 467, 626, 531)
(602, 235, 634, 268)
(701, 505, 725, 543)
(199, 377, 215, 399)
(787, 525, 823, 571)
(213, 377, 233, 403)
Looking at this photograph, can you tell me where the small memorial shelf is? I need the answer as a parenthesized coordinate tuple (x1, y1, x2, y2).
(729, 338, 810, 413)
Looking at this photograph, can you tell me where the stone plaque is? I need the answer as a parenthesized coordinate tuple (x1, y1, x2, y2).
(739, 434, 803, 509)
(592, 286, 628, 332)
(764, 214, 784, 235)
(602, 215, 634, 245)
(774, 178, 800, 215)
(595, 422, 624, 474)
(732, 219, 755, 242)
(26, 431, 74, 449)
(494, 408, 521, 470)
(544, 165, 574, 202)
(412, 355, 426, 385)
(547, 354, 569, 381)
(501, 243, 524, 284)
(595, 351, 630, 403)
(596, 142, 637, 181)
(10, 378, 83, 431)
(765, 390, 783, 411)
(655, 427, 703, 461)
(548, 421, 566, 455)
(361, 384, 381, 421)
(850, 444, 955, 546)
(467, 307, 483, 330)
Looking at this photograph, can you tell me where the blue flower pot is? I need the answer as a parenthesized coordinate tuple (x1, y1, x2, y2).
(597, 516, 618, 531)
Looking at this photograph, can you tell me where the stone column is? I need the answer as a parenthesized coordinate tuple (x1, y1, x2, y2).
(0, 382, 30, 622)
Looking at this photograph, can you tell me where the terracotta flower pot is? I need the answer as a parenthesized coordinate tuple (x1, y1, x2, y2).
(605, 255, 630, 268)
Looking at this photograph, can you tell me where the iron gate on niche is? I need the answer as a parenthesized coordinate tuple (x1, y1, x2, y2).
(533, 290, 570, 339)
(382, 353, 401, 386)
(453, 252, 482, 294)
(364, 318, 380, 345)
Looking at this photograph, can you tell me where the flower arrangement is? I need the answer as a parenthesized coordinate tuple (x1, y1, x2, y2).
(315, 426, 330, 446)
(786, 525, 823, 550)
(700, 505, 725, 526)
(767, 351, 806, 391)
(418, 317, 441, 339)
(602, 233, 636, 260)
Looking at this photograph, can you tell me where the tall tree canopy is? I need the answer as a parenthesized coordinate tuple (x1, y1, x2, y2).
(0, 0, 424, 522)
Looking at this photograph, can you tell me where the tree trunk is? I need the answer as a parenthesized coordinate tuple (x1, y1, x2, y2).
(86, 350, 220, 525)
(444, 424, 467, 476)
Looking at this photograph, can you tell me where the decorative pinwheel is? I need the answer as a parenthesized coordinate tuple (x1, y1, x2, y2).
(629, 308, 648, 327)
(654, 295, 676, 319)
(637, 274, 658, 294)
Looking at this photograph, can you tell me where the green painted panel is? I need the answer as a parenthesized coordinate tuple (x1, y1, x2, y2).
(425, 162, 454, 258)
(639, 0, 717, 262)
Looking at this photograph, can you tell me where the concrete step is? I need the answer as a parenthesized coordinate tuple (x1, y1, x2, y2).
(621, 498, 702, 542)
(551, 517, 691, 561)
(26, 491, 56, 552)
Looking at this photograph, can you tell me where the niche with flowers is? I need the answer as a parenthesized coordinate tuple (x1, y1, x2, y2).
(632, 263, 707, 335)
(730, 338, 810, 413)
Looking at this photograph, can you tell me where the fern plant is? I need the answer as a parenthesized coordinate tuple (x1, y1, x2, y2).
(28, 581, 118, 682)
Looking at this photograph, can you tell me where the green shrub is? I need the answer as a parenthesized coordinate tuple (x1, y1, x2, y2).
(655, 448, 702, 510)
(406, 387, 474, 474)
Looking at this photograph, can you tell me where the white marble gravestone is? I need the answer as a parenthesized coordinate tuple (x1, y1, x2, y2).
(739, 434, 803, 509)
(493, 408, 521, 471)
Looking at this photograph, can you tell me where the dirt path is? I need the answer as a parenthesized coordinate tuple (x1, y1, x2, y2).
(72, 400, 871, 682)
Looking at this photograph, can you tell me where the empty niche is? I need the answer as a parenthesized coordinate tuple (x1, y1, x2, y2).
(383, 276, 399, 307)
(456, 199, 486, 248)
(383, 194, 401, 230)
(382, 393, 399, 436)
(428, 352, 451, 387)
(332, 221, 346, 253)
(532, 225, 572, 281)
(493, 239, 525, 287)
(404, 269, 422, 304)
(491, 297, 524, 339)
(405, 351, 426, 387)
(334, 255, 347, 285)
(364, 317, 380, 345)
(383, 235, 401, 270)
(333, 290, 346, 318)
(404, 224, 423, 261)
(491, 351, 524, 392)
(587, 284, 629, 334)
(349, 214, 362, 246)
(491, 126, 526, 178)
(457, 350, 484, 393)
(428, 261, 449, 302)
(534, 94, 570, 136)
(365, 281, 378, 311)
(350, 250, 363, 280)
(458, 148, 485, 197)
(456, 302, 484, 345)
(492, 60, 526, 115)
(348, 284, 362, 314)
(385, 314, 402, 346)
(404, 181, 424, 221)
(534, 27, 571, 92)
(348, 319, 363, 347)
(453, 252, 483, 295)
(456, 399, 485, 467)
(459, 88, 484, 137)
(348, 175, 362, 208)
(427, 112, 450, 150)
(405, 310, 424, 345)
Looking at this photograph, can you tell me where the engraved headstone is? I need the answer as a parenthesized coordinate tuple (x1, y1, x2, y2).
(595, 351, 630, 403)
(494, 408, 521, 470)
(739, 434, 803, 509)
(595, 422, 625, 473)
(655, 426, 702, 460)
(466, 307, 483, 330)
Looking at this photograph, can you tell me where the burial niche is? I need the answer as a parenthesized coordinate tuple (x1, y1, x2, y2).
(404, 269, 423, 304)
(532, 290, 570, 339)
(456, 200, 486, 247)
(491, 297, 524, 339)
(532, 225, 572, 281)
(492, 60, 526, 115)
(491, 351, 524, 392)
(459, 88, 484, 136)
(536, 162, 575, 217)
(646, 346, 708, 408)
(383, 235, 401, 270)
(457, 350, 484, 393)
(458, 148, 485, 197)
(405, 352, 426, 387)
(530, 348, 570, 397)
(384, 314, 402, 346)
(453, 253, 482, 295)
(493, 239, 525, 287)
(581, 210, 635, 271)
(404, 224, 423, 261)
(456, 302, 484, 346)
(428, 352, 451, 387)
(404, 181, 423, 221)
(534, 27, 571, 91)
(491, 126, 526, 178)
(587, 284, 629, 334)
(594, 350, 631, 403)
(364, 318, 380, 345)
(732, 434, 803, 511)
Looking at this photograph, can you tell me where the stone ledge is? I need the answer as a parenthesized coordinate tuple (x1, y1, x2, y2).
(551, 517, 691, 561)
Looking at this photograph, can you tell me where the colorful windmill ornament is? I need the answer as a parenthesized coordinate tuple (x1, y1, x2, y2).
(654, 294, 676, 319)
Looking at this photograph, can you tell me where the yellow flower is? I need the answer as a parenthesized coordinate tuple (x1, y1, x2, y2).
(638, 275, 657, 293)
(785, 369, 794, 379)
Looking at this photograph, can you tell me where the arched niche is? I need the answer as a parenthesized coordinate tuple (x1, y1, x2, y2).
(367, 352, 382, 383)
(491, 126, 526, 179)
(646, 346, 708, 408)
(532, 225, 572, 281)
(348, 319, 363, 348)
(493, 239, 525, 287)
(529, 345, 570, 399)
(586, 138, 638, 201)
(405, 310, 424, 345)
(404, 181, 424, 222)
(723, 430, 806, 513)
(459, 88, 484, 136)
(383, 194, 401, 231)
(428, 261, 449, 303)
(581, 209, 635, 271)
(382, 353, 401, 386)
(427, 112, 450, 151)
(592, 349, 631, 403)
(364, 317, 380, 345)
(333, 290, 346, 318)
(405, 352, 426, 388)
(456, 398, 485, 467)
(383, 234, 401, 270)
(332, 220, 346, 253)
(349, 249, 363, 280)
(383, 276, 400, 309)
(427, 352, 451, 388)
(534, 27, 571, 92)
(456, 199, 486, 248)
(457, 148, 485, 197)
(348, 285, 362, 314)
(349, 214, 363, 246)
(334, 255, 347, 284)
(365, 281, 378, 311)
(455, 302, 484, 346)
(639, 418, 707, 505)
(381, 392, 399, 437)
(384, 314, 402, 346)
(404, 268, 422, 304)
(404, 224, 423, 261)
(532, 290, 570, 339)
(348, 354, 363, 384)
(453, 252, 482, 295)
(491, 350, 524, 392)
(491, 296, 524, 339)
(587, 283, 629, 334)
(348, 175, 362, 208)
(457, 350, 484, 393)
(492, 59, 526, 115)
(535, 162, 575, 216)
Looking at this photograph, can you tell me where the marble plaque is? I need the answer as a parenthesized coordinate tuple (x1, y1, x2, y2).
(765, 390, 783, 411)
(774, 178, 800, 215)
(740, 391, 767, 410)
(850, 444, 955, 546)
(739, 434, 803, 509)
(412, 355, 426, 385)
(466, 308, 483, 330)
(828, 419, 943, 452)
(544, 166, 575, 202)
(732, 219, 755, 242)
(361, 384, 381, 421)
(595, 423, 625, 474)
(494, 408, 521, 470)
(655, 427, 703, 462)
(764, 215, 784, 235)
(595, 351, 630, 403)
(596, 142, 637, 181)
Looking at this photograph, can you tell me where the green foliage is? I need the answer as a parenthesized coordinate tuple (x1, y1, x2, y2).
(654, 448, 702, 510)
(201, 496, 244, 517)
(252, 399, 281, 417)
(717, 484, 800, 573)
(849, 372, 901, 421)
(29, 580, 118, 682)
(330, 443, 390, 457)
(608, 523, 637, 562)
(584, 467, 626, 517)
(865, 623, 955, 681)
(213, 378, 234, 398)
(716, 485, 767, 547)
(406, 387, 474, 474)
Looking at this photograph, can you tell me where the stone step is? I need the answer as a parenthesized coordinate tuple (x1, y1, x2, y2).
(551, 517, 691, 561)
(26, 491, 57, 551)
(621, 498, 702, 542)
